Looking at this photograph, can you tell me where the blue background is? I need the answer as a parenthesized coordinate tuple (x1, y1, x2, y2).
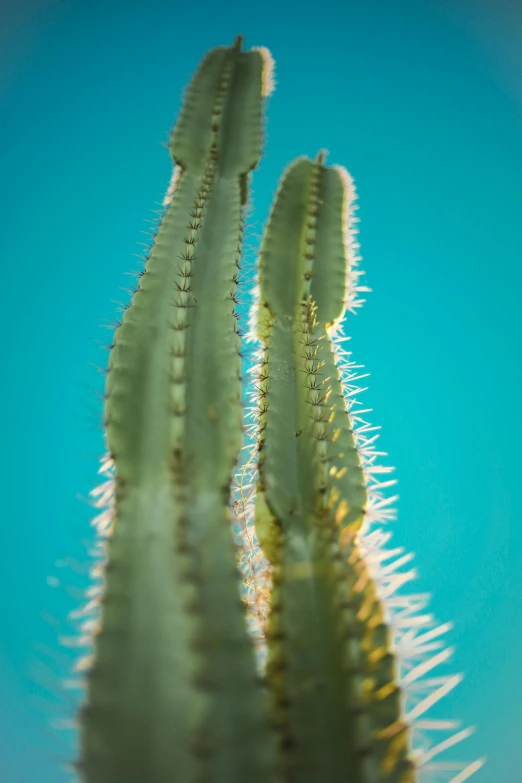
(1, 0, 521, 780)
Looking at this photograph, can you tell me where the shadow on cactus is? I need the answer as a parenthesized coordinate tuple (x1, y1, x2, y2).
(67, 35, 485, 783)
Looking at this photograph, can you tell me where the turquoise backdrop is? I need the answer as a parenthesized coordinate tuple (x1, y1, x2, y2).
(1, 0, 520, 781)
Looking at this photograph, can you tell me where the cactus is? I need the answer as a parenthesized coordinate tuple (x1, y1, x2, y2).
(248, 152, 416, 782)
(76, 35, 278, 783)
(71, 35, 485, 783)
(234, 151, 485, 783)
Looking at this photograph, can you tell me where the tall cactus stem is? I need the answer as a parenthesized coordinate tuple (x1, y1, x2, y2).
(77, 37, 278, 783)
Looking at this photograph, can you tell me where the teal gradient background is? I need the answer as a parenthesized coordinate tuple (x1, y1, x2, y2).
(1, 0, 521, 780)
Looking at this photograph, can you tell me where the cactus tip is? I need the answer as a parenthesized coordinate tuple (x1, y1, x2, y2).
(233, 34, 244, 50)
(316, 148, 328, 166)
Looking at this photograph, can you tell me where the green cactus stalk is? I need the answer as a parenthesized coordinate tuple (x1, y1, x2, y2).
(76, 35, 278, 783)
(229, 149, 486, 783)
(250, 152, 414, 782)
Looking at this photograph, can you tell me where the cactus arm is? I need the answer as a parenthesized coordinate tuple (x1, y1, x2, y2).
(254, 154, 415, 782)
(79, 37, 277, 783)
(255, 156, 367, 780)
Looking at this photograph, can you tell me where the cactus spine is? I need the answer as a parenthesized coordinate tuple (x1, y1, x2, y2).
(77, 36, 277, 783)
